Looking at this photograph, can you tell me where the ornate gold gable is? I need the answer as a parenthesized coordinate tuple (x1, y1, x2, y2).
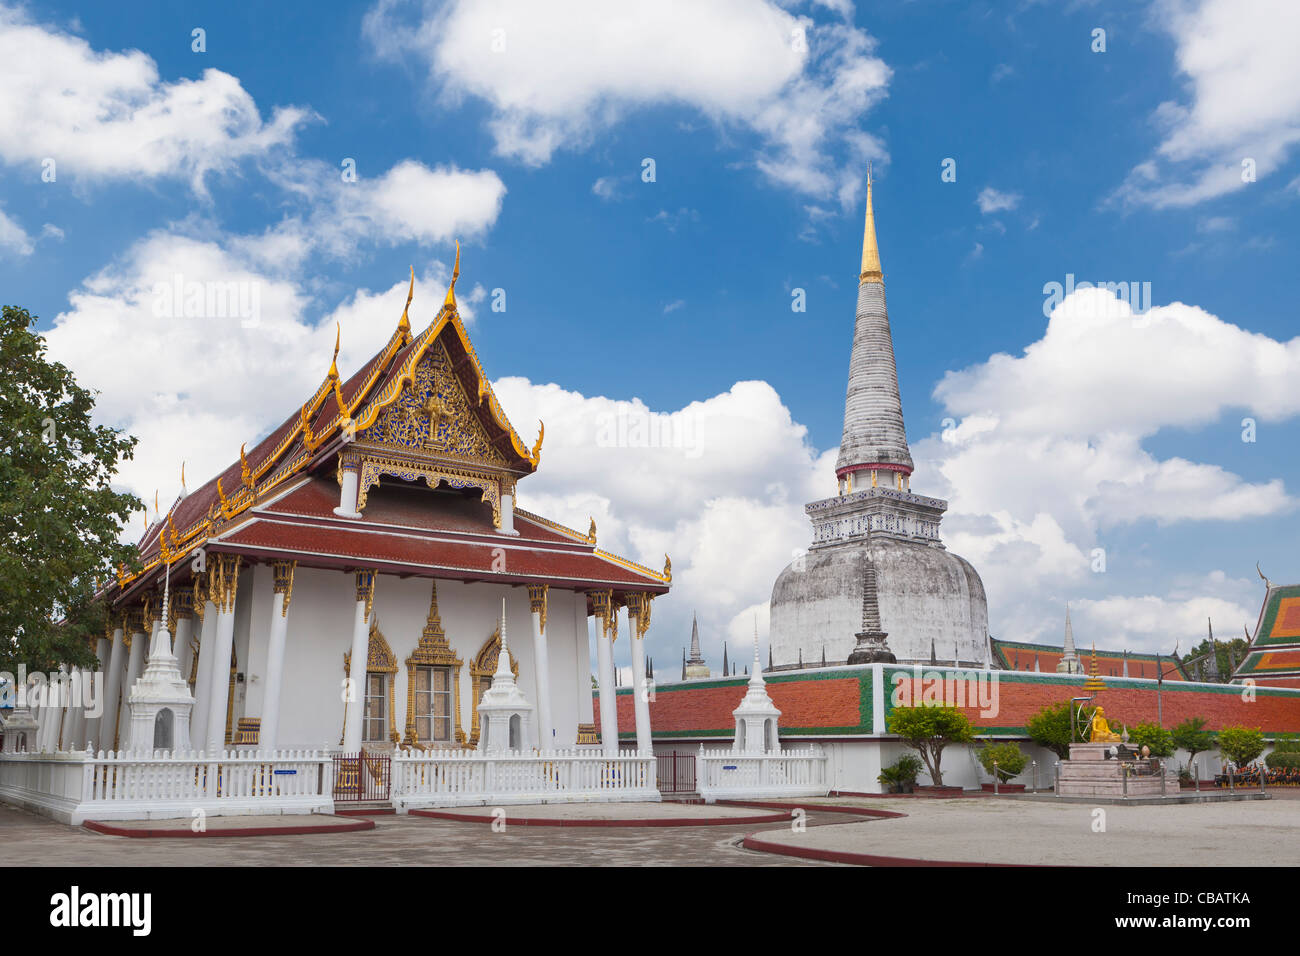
(348, 338, 511, 526)
(468, 627, 519, 748)
(403, 582, 465, 747)
(342, 619, 401, 745)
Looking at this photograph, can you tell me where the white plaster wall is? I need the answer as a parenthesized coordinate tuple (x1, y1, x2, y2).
(266, 569, 586, 751)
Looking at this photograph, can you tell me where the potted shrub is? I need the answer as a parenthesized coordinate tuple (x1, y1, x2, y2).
(877, 754, 922, 794)
(978, 741, 1028, 792)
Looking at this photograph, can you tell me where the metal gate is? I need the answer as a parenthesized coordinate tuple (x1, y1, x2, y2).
(656, 751, 696, 793)
(332, 751, 391, 802)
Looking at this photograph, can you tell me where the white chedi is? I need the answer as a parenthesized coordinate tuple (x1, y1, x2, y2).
(476, 599, 535, 753)
(732, 634, 781, 754)
(126, 594, 195, 753)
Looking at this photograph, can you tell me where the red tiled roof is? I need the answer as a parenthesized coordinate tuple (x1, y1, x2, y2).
(206, 479, 667, 594)
(992, 640, 1187, 680)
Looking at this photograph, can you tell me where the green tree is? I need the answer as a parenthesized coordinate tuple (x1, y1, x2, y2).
(886, 704, 976, 787)
(0, 305, 140, 674)
(1026, 700, 1086, 760)
(1127, 722, 1175, 758)
(978, 741, 1028, 783)
(1184, 636, 1249, 682)
(1216, 726, 1265, 770)
(1171, 717, 1216, 772)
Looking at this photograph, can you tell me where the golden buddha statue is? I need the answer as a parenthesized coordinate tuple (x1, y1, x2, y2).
(1089, 706, 1123, 743)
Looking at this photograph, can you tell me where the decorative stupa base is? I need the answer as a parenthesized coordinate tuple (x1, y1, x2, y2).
(846, 630, 896, 665)
(575, 723, 600, 746)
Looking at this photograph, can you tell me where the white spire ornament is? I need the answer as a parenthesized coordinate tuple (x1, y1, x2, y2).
(476, 598, 535, 753)
(731, 618, 781, 754)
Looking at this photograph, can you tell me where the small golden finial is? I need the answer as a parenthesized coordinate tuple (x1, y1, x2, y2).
(328, 322, 341, 380)
(588, 517, 597, 543)
(240, 443, 253, 489)
(180, 461, 187, 496)
(154, 490, 160, 521)
(663, 554, 672, 583)
(530, 421, 544, 466)
(443, 240, 460, 309)
(859, 164, 883, 285)
(397, 265, 414, 342)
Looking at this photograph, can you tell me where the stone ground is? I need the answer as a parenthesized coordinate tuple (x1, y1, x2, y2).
(7, 791, 1296, 866)
(758, 793, 1300, 866)
(0, 803, 843, 867)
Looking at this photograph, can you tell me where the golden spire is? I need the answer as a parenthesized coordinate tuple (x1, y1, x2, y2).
(180, 461, 187, 496)
(443, 240, 460, 309)
(328, 323, 341, 379)
(397, 265, 414, 343)
(859, 164, 883, 285)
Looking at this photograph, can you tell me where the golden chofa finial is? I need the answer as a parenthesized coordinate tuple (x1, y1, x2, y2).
(859, 164, 883, 285)
(530, 421, 544, 466)
(443, 240, 460, 309)
(154, 490, 160, 521)
(588, 517, 597, 543)
(179, 461, 187, 497)
(240, 443, 253, 489)
(328, 322, 341, 380)
(663, 554, 672, 583)
(397, 265, 414, 343)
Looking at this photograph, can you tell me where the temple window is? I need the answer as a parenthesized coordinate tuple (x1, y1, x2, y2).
(363, 674, 388, 743)
(414, 665, 454, 743)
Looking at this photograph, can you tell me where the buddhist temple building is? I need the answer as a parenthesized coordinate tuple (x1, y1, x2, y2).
(769, 173, 989, 668)
(91, 252, 670, 758)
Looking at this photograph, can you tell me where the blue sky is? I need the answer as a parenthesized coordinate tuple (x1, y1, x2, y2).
(3, 0, 1297, 666)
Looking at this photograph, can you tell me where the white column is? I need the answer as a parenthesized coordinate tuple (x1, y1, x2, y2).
(626, 593, 653, 755)
(343, 570, 376, 753)
(64, 668, 86, 750)
(119, 615, 150, 750)
(260, 560, 296, 750)
(334, 459, 362, 519)
(100, 623, 126, 751)
(191, 597, 217, 751)
(84, 634, 111, 750)
(204, 556, 241, 754)
(593, 591, 619, 756)
(527, 584, 553, 748)
(496, 492, 518, 535)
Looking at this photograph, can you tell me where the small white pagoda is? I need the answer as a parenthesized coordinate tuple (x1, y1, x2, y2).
(126, 582, 195, 752)
(476, 600, 535, 752)
(732, 634, 781, 754)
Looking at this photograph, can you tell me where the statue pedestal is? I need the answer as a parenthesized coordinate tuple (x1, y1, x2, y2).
(1057, 742, 1174, 798)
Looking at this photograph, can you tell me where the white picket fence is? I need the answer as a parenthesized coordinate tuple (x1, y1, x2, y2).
(393, 749, 661, 810)
(697, 745, 830, 802)
(0, 749, 333, 824)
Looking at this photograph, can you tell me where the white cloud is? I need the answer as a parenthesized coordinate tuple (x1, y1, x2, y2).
(976, 186, 1021, 214)
(0, 204, 32, 255)
(1074, 592, 1253, 655)
(1113, 0, 1300, 207)
(914, 285, 1297, 648)
(43, 231, 461, 506)
(0, 5, 308, 194)
(364, 0, 890, 201)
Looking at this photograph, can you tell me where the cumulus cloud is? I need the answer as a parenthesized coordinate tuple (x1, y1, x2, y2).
(0, 5, 308, 194)
(364, 0, 890, 201)
(0, 204, 33, 255)
(1113, 0, 1300, 207)
(914, 285, 1297, 649)
(42, 233, 462, 506)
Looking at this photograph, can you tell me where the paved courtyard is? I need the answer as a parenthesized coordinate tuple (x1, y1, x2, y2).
(4, 793, 1296, 866)
(758, 794, 1300, 866)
